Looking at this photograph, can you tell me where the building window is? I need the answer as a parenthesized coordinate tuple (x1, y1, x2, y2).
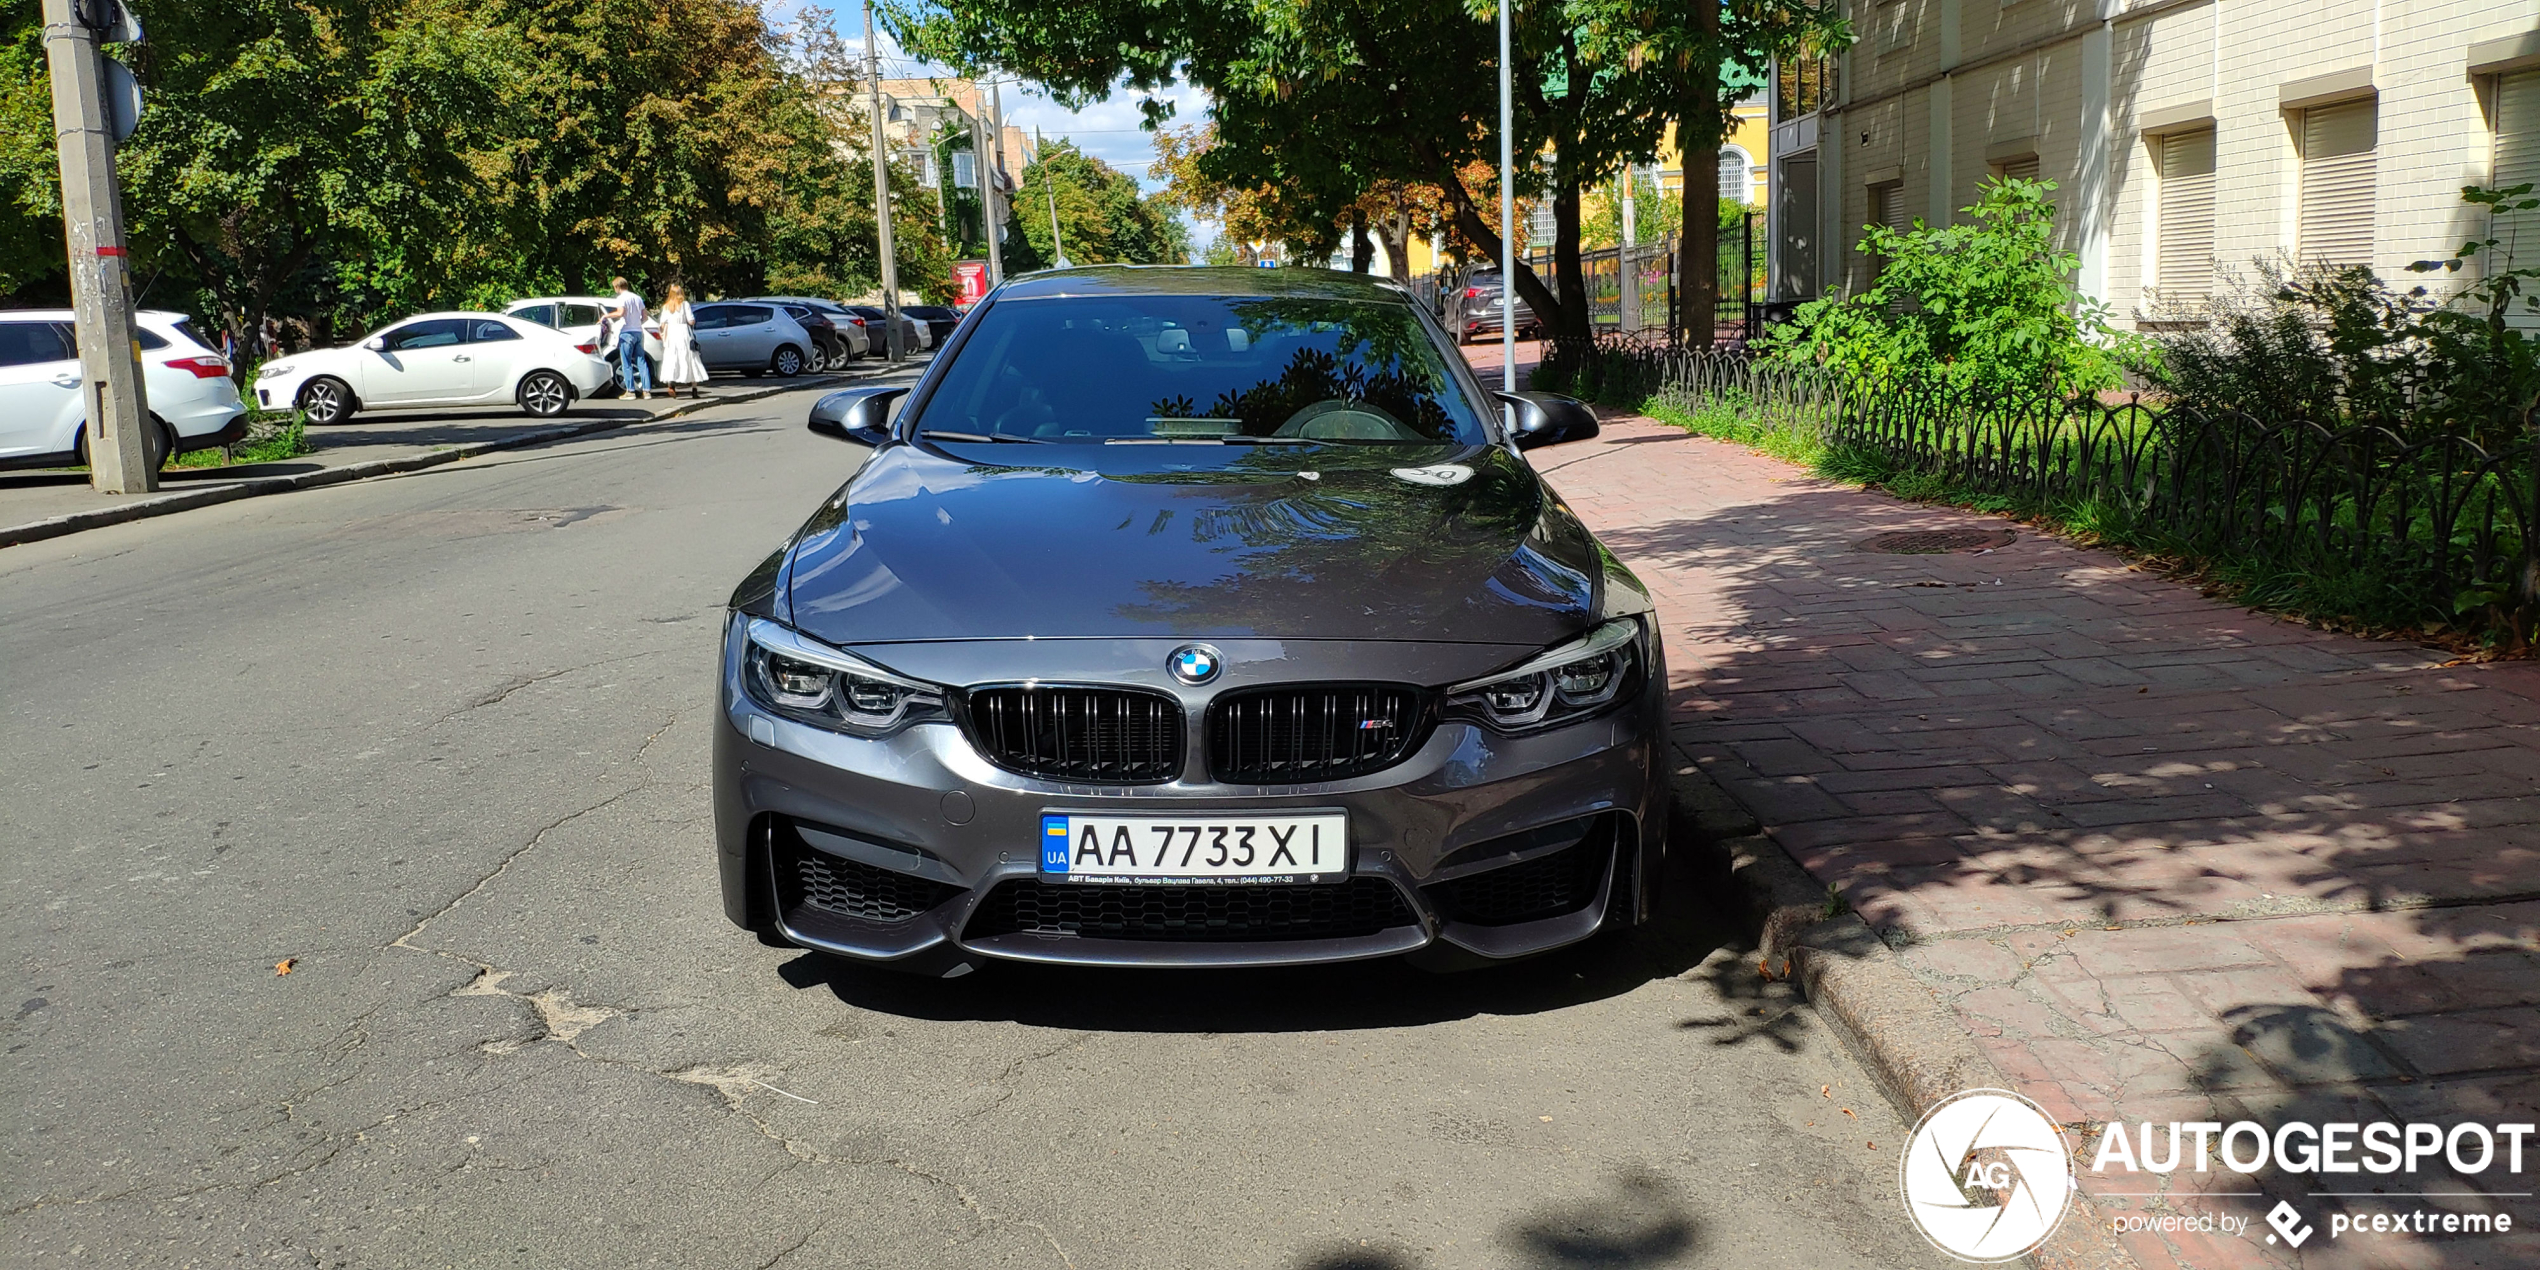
(1776, 55, 1837, 121)
(2299, 99, 2376, 269)
(1719, 147, 1755, 204)
(1990, 154, 2041, 185)
(1867, 180, 1907, 290)
(1871, 181, 1909, 237)
(2156, 129, 2217, 302)
(2494, 71, 2540, 272)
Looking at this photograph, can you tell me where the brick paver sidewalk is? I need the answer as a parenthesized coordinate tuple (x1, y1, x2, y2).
(1544, 410, 2540, 1270)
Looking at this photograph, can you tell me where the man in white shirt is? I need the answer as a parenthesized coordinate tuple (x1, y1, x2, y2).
(607, 277, 651, 399)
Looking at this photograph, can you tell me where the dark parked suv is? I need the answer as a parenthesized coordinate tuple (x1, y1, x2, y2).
(1453, 269, 1540, 344)
(903, 305, 963, 348)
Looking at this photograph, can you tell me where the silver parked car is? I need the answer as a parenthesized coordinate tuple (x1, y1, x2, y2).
(712, 266, 1657, 978)
(691, 302, 816, 377)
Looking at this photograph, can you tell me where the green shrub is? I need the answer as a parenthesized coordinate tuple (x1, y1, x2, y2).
(1756, 177, 2145, 399)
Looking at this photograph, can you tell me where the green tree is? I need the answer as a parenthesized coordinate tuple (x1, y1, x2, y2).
(1003, 139, 1187, 269)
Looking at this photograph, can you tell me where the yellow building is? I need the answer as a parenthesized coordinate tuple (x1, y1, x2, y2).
(1657, 93, 1771, 207)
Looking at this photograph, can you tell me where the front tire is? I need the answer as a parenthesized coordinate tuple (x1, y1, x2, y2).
(299, 377, 356, 426)
(771, 345, 804, 378)
(517, 370, 572, 418)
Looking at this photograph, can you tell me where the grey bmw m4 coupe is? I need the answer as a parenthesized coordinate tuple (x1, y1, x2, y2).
(714, 266, 1667, 976)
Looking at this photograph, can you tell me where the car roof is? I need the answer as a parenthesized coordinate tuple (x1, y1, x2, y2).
(994, 264, 1412, 304)
(0, 308, 194, 324)
(505, 296, 611, 308)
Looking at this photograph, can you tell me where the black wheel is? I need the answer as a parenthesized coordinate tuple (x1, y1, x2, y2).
(149, 418, 175, 471)
(299, 377, 355, 426)
(517, 370, 572, 418)
(771, 345, 804, 378)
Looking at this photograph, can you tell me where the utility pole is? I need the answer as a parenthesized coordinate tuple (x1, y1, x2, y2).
(1497, 0, 1516, 399)
(1037, 126, 1069, 268)
(41, 0, 152, 493)
(861, 0, 905, 362)
(983, 81, 1005, 288)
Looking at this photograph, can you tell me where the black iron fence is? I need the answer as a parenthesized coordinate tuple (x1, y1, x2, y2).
(1518, 213, 1761, 345)
(1544, 336, 2540, 637)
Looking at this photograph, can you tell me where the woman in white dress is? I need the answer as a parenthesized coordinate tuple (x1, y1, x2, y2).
(657, 284, 706, 397)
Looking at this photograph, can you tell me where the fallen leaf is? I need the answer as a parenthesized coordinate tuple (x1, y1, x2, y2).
(1867, 1141, 1877, 1150)
(1805, 1120, 1815, 1127)
(1538, 1116, 1553, 1123)
(1842, 1108, 1858, 1120)
(1821, 1085, 1831, 1098)
(274, 958, 296, 976)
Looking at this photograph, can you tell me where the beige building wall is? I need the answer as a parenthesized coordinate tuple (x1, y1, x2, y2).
(1784, 0, 2536, 326)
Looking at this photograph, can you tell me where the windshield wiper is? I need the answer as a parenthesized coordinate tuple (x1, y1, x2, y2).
(1100, 435, 1325, 446)
(919, 430, 1045, 444)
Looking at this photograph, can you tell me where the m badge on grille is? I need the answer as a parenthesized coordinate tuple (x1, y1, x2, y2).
(1169, 644, 1222, 685)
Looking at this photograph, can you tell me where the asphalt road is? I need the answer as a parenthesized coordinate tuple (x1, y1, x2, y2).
(1, 377, 1951, 1269)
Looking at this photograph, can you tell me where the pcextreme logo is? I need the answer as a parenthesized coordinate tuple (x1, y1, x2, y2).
(1900, 1089, 2076, 1262)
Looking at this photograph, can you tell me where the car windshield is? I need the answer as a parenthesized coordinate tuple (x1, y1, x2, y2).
(915, 294, 1484, 445)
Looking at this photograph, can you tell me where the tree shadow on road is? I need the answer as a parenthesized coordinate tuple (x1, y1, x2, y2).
(1284, 1167, 1704, 1270)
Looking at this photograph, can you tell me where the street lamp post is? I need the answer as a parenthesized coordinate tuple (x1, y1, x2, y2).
(1497, 0, 1516, 402)
(1037, 126, 1069, 269)
(861, 0, 905, 362)
(983, 80, 1005, 288)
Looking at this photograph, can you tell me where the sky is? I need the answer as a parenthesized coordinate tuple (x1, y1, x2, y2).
(794, 1, 1220, 252)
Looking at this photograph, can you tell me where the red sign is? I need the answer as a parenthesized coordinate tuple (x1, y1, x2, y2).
(954, 260, 988, 306)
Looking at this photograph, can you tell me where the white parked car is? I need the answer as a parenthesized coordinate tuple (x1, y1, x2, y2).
(253, 312, 612, 425)
(0, 309, 247, 471)
(502, 296, 665, 393)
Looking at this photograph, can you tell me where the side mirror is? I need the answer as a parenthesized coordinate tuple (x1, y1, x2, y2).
(1494, 391, 1600, 451)
(808, 386, 909, 448)
(362, 337, 386, 352)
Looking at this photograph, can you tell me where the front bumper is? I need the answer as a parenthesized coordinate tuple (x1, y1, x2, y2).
(711, 621, 1669, 973)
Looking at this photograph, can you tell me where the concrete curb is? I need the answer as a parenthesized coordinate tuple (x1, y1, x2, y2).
(1669, 757, 2138, 1270)
(1, 375, 844, 549)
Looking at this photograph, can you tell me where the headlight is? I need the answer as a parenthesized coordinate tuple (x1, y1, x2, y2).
(740, 618, 948, 737)
(1446, 617, 1642, 731)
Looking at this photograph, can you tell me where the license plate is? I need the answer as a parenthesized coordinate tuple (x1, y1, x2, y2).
(1039, 812, 1348, 883)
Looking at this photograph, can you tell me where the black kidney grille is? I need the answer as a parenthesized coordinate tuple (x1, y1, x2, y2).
(780, 840, 965, 924)
(965, 877, 1417, 941)
(966, 686, 1183, 783)
(1424, 831, 1610, 927)
(1210, 684, 1428, 784)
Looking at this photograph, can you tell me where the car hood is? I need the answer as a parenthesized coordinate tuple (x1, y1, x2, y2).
(782, 442, 1604, 646)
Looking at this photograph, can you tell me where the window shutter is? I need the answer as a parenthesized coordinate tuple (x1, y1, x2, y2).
(1995, 155, 2041, 184)
(2300, 100, 2376, 269)
(2494, 72, 2540, 273)
(2157, 129, 2217, 302)
(1877, 182, 1911, 234)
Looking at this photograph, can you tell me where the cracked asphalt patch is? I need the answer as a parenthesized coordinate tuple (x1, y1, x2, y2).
(2, 380, 1949, 1269)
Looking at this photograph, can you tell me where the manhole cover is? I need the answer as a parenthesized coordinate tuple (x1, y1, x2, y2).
(1852, 527, 2017, 554)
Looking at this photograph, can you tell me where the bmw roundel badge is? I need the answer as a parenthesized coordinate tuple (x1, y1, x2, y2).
(1168, 643, 1222, 685)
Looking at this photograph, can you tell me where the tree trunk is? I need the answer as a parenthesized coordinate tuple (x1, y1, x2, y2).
(1678, 11, 1723, 347)
(1378, 210, 1412, 282)
(1349, 207, 1373, 273)
(1553, 158, 1589, 343)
